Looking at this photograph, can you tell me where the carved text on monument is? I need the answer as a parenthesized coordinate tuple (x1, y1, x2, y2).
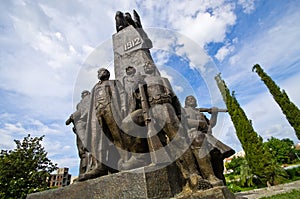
(124, 37, 142, 51)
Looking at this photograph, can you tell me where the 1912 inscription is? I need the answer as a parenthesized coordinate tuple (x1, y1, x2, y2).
(124, 37, 141, 51)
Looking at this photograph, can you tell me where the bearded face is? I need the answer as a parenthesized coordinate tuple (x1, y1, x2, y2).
(185, 96, 197, 108)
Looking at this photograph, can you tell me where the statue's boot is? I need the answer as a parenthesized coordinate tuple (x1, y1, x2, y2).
(120, 154, 150, 170)
(197, 178, 214, 190)
(209, 148, 227, 184)
(195, 154, 223, 187)
(207, 174, 223, 187)
(78, 165, 108, 181)
(182, 173, 213, 192)
(176, 148, 213, 191)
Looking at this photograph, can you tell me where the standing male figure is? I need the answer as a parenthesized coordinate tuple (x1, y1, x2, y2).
(94, 68, 128, 161)
(66, 90, 91, 176)
(80, 68, 128, 181)
(184, 95, 235, 185)
(120, 66, 150, 170)
(122, 66, 141, 113)
(140, 62, 211, 191)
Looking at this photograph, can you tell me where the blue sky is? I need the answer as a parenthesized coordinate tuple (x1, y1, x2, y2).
(1, 0, 300, 176)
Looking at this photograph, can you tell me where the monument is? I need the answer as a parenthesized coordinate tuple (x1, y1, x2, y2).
(27, 10, 236, 199)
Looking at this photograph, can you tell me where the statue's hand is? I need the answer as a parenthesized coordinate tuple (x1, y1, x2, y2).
(65, 115, 74, 125)
(198, 121, 208, 132)
(209, 107, 218, 114)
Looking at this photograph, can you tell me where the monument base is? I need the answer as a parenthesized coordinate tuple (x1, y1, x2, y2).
(27, 165, 235, 199)
(173, 186, 236, 199)
(27, 164, 182, 199)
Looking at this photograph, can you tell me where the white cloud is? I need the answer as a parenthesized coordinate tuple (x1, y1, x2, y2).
(143, 2, 236, 107)
(243, 90, 299, 143)
(0, 122, 27, 149)
(160, 70, 173, 82)
(53, 157, 79, 171)
(0, 113, 16, 121)
(135, 0, 237, 50)
(170, 1, 236, 46)
(2, 123, 25, 134)
(226, 5, 300, 80)
(0, 134, 16, 149)
(237, 0, 256, 14)
(55, 32, 64, 41)
(174, 85, 184, 93)
(281, 75, 300, 106)
(152, 49, 171, 68)
(215, 43, 234, 62)
(0, 117, 73, 149)
(213, 115, 242, 152)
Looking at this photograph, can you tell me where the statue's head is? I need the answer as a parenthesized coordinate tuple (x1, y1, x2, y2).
(115, 11, 124, 18)
(98, 68, 110, 81)
(81, 90, 90, 98)
(125, 66, 136, 75)
(125, 12, 132, 18)
(143, 61, 155, 74)
(185, 95, 197, 108)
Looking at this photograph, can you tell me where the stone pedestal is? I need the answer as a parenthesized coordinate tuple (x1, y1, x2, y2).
(27, 164, 236, 199)
(27, 164, 183, 199)
(173, 186, 236, 199)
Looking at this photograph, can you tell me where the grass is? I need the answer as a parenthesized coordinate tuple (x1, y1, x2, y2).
(226, 182, 260, 193)
(259, 189, 300, 199)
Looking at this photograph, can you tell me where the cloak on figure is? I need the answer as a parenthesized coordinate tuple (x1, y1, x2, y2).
(84, 80, 125, 171)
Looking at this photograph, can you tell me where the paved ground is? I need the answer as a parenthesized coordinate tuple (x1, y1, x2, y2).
(235, 180, 300, 199)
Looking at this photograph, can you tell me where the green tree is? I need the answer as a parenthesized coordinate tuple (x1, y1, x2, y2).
(226, 156, 244, 175)
(264, 137, 297, 164)
(215, 74, 287, 185)
(226, 157, 254, 187)
(239, 158, 254, 187)
(0, 134, 57, 199)
(252, 64, 300, 139)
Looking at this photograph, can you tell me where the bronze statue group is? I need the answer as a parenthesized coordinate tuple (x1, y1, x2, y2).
(66, 10, 235, 192)
(67, 63, 234, 191)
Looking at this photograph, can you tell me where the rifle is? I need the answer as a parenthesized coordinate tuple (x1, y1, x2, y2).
(138, 83, 171, 165)
(197, 108, 228, 113)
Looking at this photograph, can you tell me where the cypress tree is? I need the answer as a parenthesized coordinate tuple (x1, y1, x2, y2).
(215, 74, 287, 185)
(252, 64, 300, 140)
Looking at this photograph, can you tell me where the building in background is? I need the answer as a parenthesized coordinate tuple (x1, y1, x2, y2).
(295, 142, 300, 150)
(48, 168, 71, 188)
